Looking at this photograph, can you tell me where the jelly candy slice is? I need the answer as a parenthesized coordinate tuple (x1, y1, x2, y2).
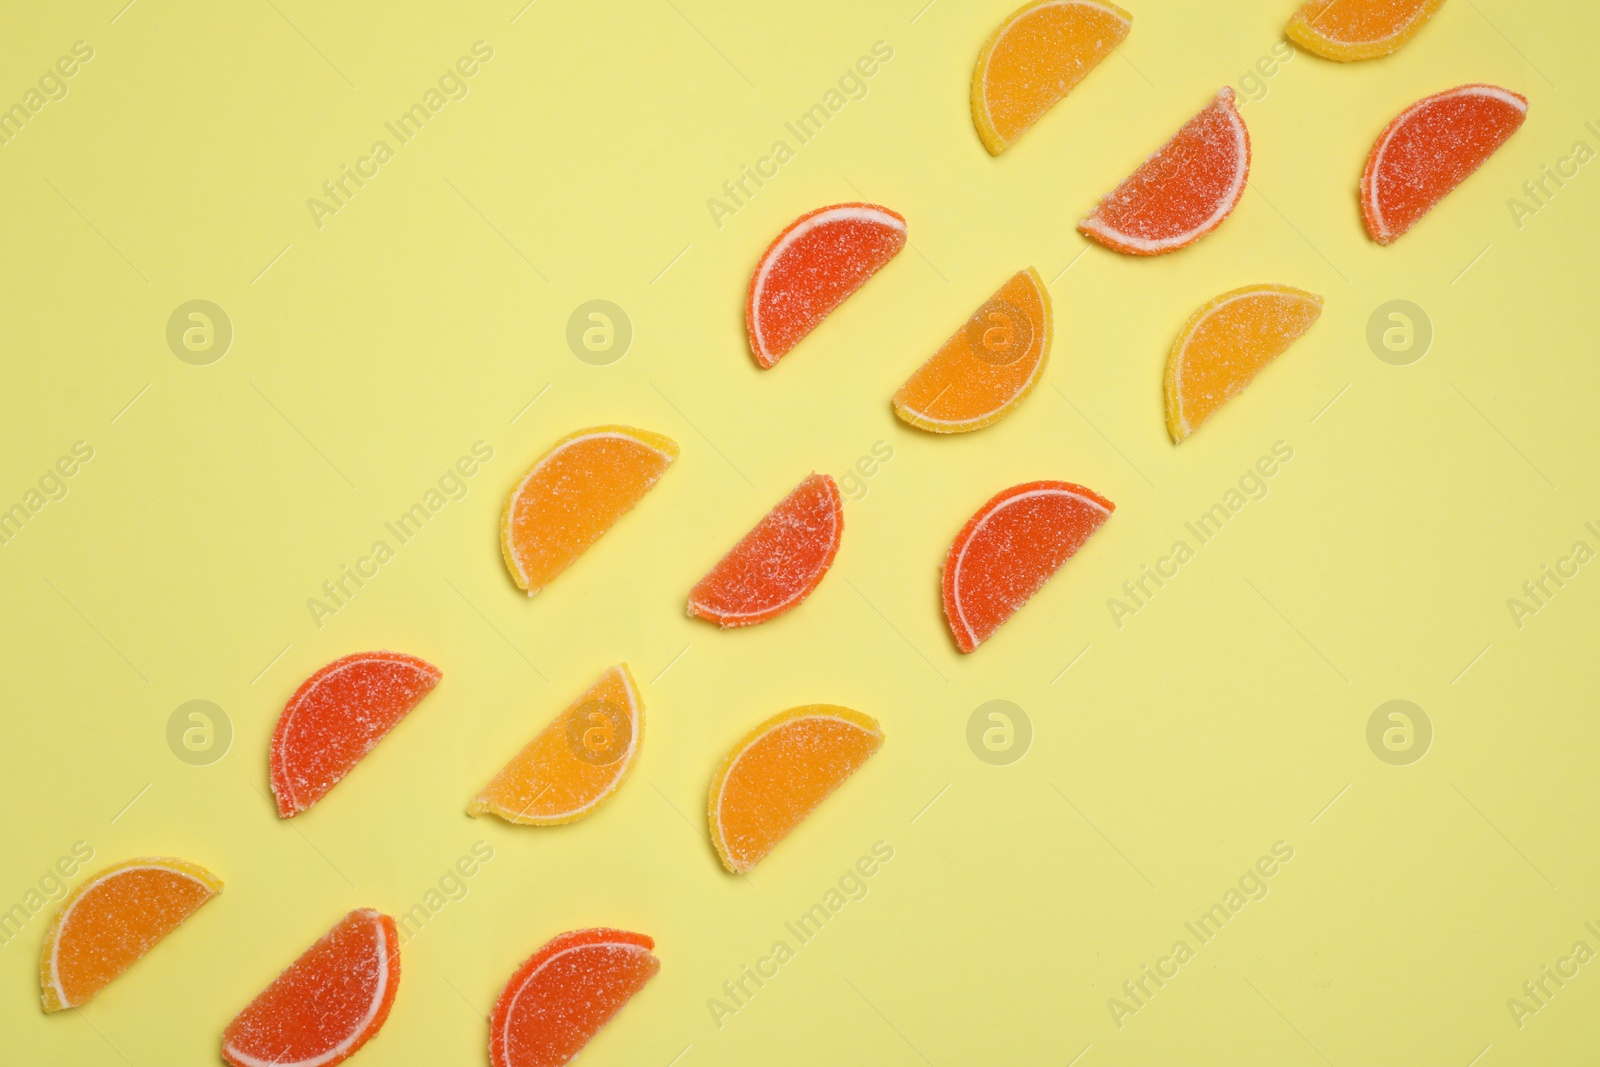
(1288, 0, 1448, 62)
(222, 909, 400, 1067)
(943, 481, 1113, 652)
(502, 426, 678, 595)
(490, 928, 659, 1067)
(270, 651, 442, 817)
(708, 705, 882, 873)
(1166, 284, 1323, 441)
(469, 666, 642, 825)
(892, 268, 1052, 434)
(972, 0, 1131, 154)
(746, 203, 907, 368)
(1361, 83, 1527, 244)
(688, 474, 843, 628)
(1080, 88, 1250, 255)
(39, 857, 221, 1012)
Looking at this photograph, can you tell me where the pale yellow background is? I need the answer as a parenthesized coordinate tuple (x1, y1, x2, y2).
(2, 0, 1598, 1063)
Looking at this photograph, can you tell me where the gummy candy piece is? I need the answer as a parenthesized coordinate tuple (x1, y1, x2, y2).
(746, 203, 907, 368)
(708, 705, 883, 873)
(1288, 0, 1448, 62)
(222, 909, 399, 1067)
(1080, 88, 1250, 255)
(502, 426, 678, 595)
(971, 0, 1131, 154)
(490, 928, 659, 1067)
(687, 474, 843, 627)
(1166, 284, 1323, 442)
(893, 268, 1052, 433)
(39, 857, 221, 1012)
(270, 651, 442, 818)
(943, 481, 1113, 653)
(1361, 83, 1527, 245)
(469, 665, 642, 826)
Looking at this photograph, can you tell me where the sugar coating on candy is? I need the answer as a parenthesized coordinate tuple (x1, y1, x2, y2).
(1361, 84, 1527, 244)
(893, 268, 1052, 433)
(501, 426, 678, 595)
(490, 928, 659, 1067)
(709, 706, 883, 873)
(943, 482, 1113, 653)
(1166, 284, 1323, 441)
(270, 651, 442, 818)
(1081, 88, 1250, 255)
(1287, 0, 1448, 62)
(971, 0, 1131, 154)
(746, 204, 907, 368)
(222, 909, 399, 1067)
(39, 857, 221, 1012)
(688, 473, 843, 627)
(469, 665, 642, 826)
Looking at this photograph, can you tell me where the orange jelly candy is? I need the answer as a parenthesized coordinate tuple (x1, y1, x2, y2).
(469, 665, 643, 825)
(223, 909, 400, 1067)
(892, 268, 1052, 433)
(39, 857, 221, 1012)
(688, 473, 843, 627)
(1287, 0, 1448, 62)
(1166, 284, 1324, 441)
(943, 481, 1113, 653)
(490, 928, 660, 1067)
(971, 0, 1131, 154)
(502, 426, 678, 595)
(1080, 88, 1250, 255)
(746, 203, 907, 368)
(709, 705, 883, 873)
(1361, 83, 1527, 245)
(270, 651, 441, 818)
